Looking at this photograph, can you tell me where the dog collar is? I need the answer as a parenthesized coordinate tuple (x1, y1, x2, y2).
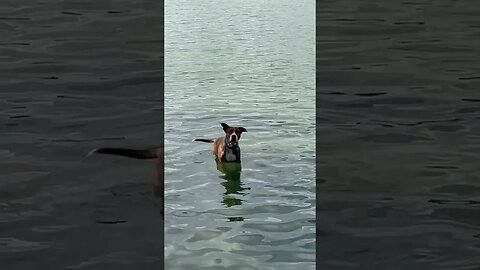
(225, 139, 240, 152)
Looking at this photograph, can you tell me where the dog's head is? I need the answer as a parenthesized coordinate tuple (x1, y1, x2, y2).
(221, 123, 247, 148)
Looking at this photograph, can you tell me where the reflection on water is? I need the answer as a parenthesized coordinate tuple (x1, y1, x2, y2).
(216, 160, 248, 208)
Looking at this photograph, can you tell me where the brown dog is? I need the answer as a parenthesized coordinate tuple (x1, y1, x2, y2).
(92, 146, 164, 216)
(194, 123, 247, 163)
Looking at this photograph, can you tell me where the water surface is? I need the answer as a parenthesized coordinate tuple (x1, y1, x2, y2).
(165, 0, 315, 269)
(0, 1, 163, 269)
(317, 0, 480, 268)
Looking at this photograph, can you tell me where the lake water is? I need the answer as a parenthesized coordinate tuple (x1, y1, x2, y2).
(164, 0, 315, 269)
(1, 1, 163, 269)
(318, 0, 480, 269)
(3, 0, 479, 269)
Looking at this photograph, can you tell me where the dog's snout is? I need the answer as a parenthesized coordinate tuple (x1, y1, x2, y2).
(230, 134, 237, 142)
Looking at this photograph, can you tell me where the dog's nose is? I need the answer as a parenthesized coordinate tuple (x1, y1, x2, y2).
(231, 135, 237, 142)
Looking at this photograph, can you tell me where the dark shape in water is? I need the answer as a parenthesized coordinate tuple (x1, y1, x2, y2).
(216, 160, 247, 209)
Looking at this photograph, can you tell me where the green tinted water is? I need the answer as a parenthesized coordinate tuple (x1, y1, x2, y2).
(165, 0, 315, 269)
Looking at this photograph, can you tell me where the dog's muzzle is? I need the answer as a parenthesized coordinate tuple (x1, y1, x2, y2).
(227, 135, 238, 147)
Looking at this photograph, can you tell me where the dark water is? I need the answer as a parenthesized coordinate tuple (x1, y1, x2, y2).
(0, 1, 163, 269)
(317, 0, 480, 269)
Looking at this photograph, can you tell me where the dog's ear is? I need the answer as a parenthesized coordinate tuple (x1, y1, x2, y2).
(221, 123, 230, 132)
(239, 127, 247, 133)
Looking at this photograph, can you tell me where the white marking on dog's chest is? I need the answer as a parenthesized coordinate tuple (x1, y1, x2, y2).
(225, 147, 238, 161)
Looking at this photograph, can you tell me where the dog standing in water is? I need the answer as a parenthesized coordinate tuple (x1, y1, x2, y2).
(194, 123, 247, 163)
(195, 123, 248, 209)
(92, 146, 164, 216)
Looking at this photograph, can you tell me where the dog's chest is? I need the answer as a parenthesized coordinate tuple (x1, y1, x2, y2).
(224, 147, 239, 162)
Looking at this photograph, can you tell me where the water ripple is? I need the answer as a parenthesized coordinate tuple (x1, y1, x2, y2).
(165, 0, 315, 268)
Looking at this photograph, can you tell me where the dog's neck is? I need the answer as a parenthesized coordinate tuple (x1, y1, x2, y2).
(224, 138, 240, 162)
(224, 146, 239, 162)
